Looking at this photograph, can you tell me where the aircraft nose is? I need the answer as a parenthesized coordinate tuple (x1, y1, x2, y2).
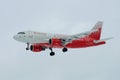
(13, 34, 20, 41)
(13, 34, 18, 40)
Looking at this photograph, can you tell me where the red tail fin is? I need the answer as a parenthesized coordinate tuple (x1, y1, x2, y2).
(89, 21, 103, 40)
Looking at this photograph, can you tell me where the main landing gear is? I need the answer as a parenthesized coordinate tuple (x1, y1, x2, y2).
(49, 48, 55, 56)
(48, 39, 68, 56)
(62, 47, 68, 52)
(49, 47, 68, 56)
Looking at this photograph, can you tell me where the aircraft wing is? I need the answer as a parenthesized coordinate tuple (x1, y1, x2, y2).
(69, 31, 91, 39)
(61, 31, 91, 45)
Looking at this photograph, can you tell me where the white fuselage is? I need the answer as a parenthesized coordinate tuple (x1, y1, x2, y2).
(13, 31, 68, 44)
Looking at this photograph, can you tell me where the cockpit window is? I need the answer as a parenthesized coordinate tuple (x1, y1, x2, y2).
(18, 32, 25, 34)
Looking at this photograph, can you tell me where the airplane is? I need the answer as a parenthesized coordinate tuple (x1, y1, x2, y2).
(13, 21, 112, 56)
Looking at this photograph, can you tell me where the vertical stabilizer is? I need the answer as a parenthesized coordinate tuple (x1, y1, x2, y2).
(89, 21, 103, 40)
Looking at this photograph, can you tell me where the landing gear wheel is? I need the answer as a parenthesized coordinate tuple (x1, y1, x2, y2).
(50, 52, 55, 56)
(26, 48, 29, 50)
(49, 47, 55, 56)
(62, 47, 68, 52)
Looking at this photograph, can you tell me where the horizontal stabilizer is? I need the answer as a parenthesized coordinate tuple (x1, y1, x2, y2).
(94, 37, 113, 43)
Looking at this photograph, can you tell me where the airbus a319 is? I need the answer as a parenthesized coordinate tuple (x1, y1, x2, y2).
(13, 21, 112, 56)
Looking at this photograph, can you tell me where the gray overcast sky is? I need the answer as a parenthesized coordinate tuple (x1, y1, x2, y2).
(0, 0, 120, 80)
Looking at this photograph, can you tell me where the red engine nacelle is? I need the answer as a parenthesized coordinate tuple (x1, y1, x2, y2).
(30, 44, 44, 52)
(49, 38, 62, 47)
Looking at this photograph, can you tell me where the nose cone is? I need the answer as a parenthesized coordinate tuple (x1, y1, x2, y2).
(13, 31, 31, 43)
(13, 34, 18, 41)
(13, 34, 24, 43)
(13, 33, 28, 43)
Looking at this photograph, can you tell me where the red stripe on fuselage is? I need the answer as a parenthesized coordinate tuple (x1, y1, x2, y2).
(36, 37, 105, 48)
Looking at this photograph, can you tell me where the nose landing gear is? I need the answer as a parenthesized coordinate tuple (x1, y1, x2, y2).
(26, 43, 29, 50)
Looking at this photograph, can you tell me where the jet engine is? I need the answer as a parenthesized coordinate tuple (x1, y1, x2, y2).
(49, 38, 62, 46)
(30, 44, 45, 52)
